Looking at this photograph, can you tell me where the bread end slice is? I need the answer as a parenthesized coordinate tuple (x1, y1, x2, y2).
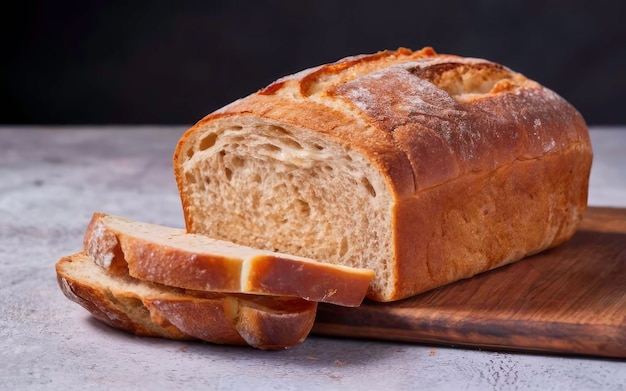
(56, 252, 317, 350)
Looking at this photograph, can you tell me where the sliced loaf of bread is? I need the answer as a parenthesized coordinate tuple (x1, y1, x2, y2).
(173, 47, 592, 301)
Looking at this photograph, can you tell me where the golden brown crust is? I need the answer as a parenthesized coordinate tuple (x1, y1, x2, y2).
(392, 145, 591, 299)
(244, 255, 372, 304)
(84, 213, 373, 306)
(330, 55, 590, 192)
(173, 47, 593, 301)
(234, 303, 315, 350)
(56, 252, 317, 350)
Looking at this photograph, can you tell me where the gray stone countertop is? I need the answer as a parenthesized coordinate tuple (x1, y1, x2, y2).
(1, 126, 624, 391)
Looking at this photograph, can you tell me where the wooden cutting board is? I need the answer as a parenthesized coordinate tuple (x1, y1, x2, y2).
(312, 207, 626, 358)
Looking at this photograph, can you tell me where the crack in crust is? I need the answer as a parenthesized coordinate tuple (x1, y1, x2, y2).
(407, 60, 519, 98)
(260, 47, 437, 99)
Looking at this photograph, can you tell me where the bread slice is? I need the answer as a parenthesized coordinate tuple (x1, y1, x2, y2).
(83, 212, 374, 307)
(56, 252, 317, 350)
(173, 47, 593, 302)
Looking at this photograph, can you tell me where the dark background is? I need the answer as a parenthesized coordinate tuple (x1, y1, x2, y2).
(4, 0, 625, 126)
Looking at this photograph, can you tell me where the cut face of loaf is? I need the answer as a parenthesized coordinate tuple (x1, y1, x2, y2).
(56, 252, 317, 350)
(176, 119, 392, 296)
(84, 212, 373, 307)
(174, 47, 593, 302)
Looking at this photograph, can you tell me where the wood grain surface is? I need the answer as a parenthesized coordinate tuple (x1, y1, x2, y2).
(313, 207, 626, 358)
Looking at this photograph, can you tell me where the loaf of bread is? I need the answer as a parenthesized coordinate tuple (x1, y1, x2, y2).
(56, 252, 317, 350)
(84, 212, 373, 307)
(174, 47, 593, 302)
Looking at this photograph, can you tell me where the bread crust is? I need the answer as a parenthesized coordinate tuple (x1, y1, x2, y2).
(56, 252, 317, 350)
(84, 213, 373, 306)
(174, 47, 592, 301)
